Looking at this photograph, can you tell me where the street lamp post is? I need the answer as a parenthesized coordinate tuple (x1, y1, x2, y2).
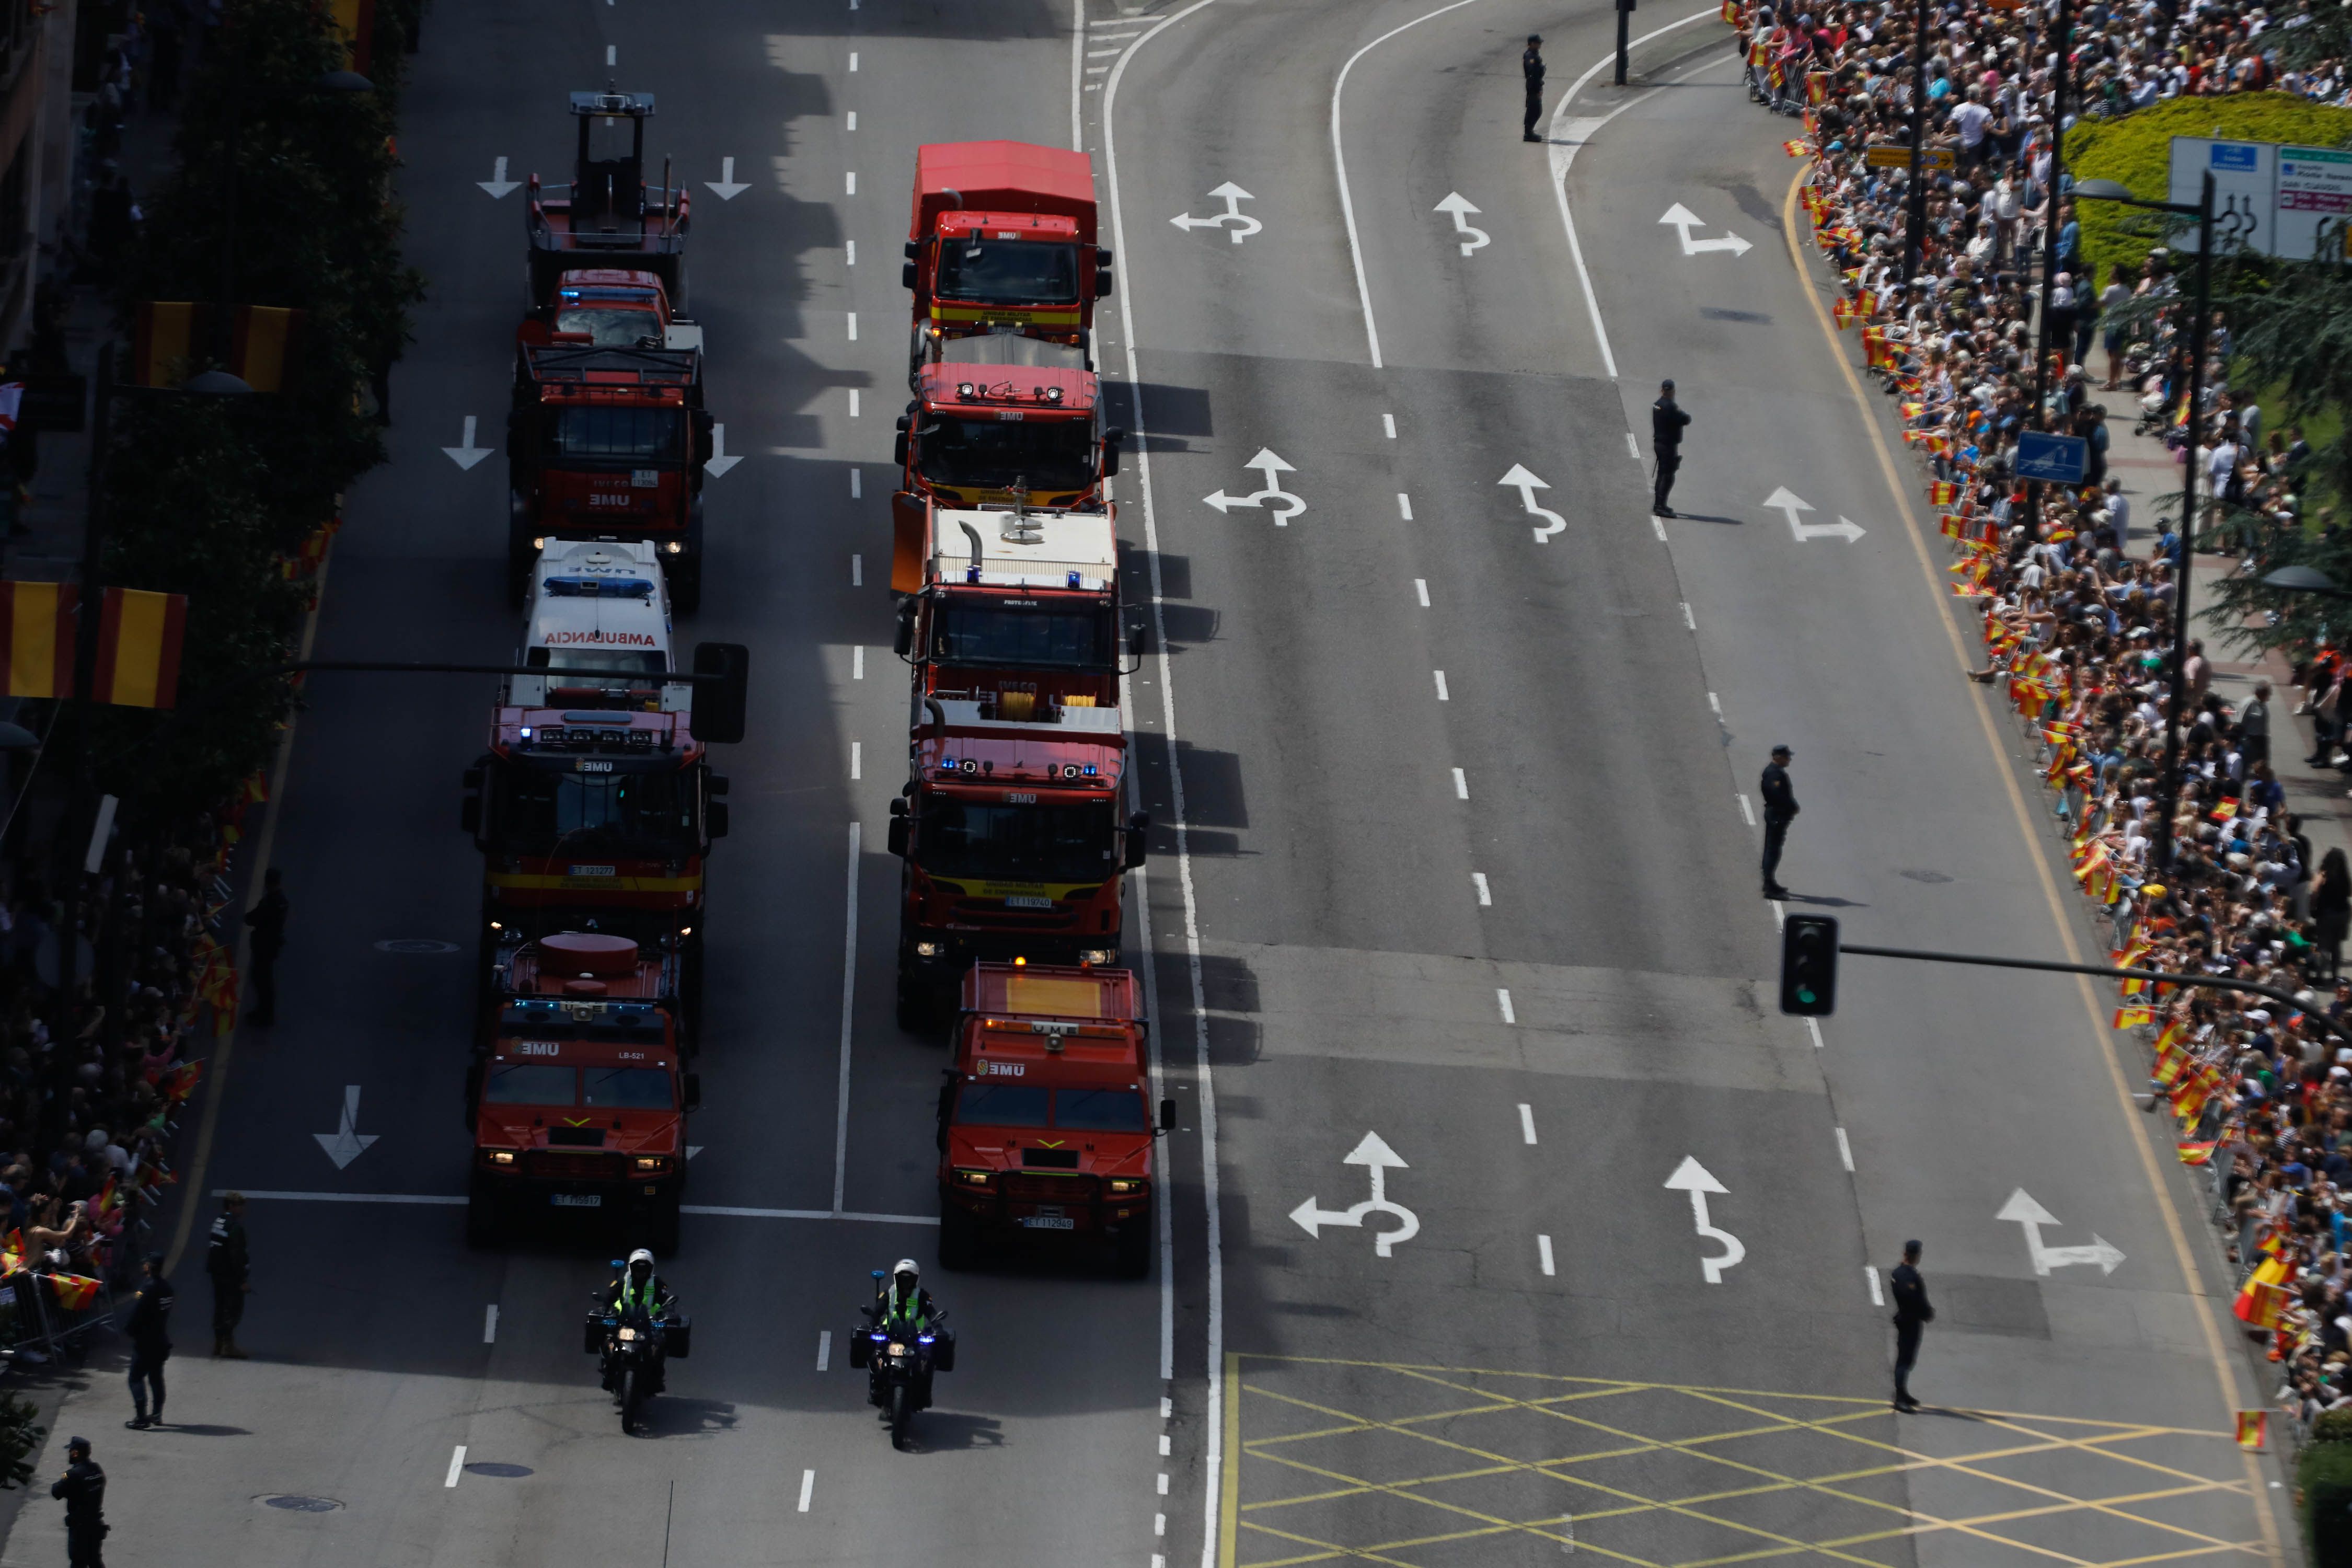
(2075, 172, 2216, 878)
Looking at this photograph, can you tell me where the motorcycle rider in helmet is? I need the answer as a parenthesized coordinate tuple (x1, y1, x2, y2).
(599, 1248, 678, 1393)
(874, 1257, 935, 1333)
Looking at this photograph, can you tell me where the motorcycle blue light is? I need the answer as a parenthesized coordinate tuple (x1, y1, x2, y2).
(870, 1332, 887, 1341)
(918, 1333, 935, 1343)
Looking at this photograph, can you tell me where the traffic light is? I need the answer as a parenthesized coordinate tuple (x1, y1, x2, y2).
(1779, 914, 1839, 1016)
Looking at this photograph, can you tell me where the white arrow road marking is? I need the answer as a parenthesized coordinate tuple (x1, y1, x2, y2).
(1762, 486, 1865, 543)
(1658, 202, 1753, 257)
(1203, 448, 1304, 525)
(1663, 1156, 1745, 1283)
(705, 157, 749, 200)
(1433, 192, 1490, 257)
(477, 156, 519, 199)
(1288, 1131, 1420, 1256)
(442, 415, 493, 471)
(1498, 464, 1566, 543)
(1170, 181, 1262, 244)
(1997, 1188, 2125, 1276)
(704, 422, 741, 478)
(314, 1085, 380, 1171)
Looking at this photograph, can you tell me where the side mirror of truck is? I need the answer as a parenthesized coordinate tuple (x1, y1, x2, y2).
(683, 1074, 702, 1112)
(1125, 811, 1151, 870)
(901, 261, 918, 291)
(691, 409, 716, 466)
(903, 241, 920, 261)
(1159, 1097, 1177, 1133)
(894, 432, 909, 469)
(1096, 266, 1114, 300)
(888, 796, 908, 818)
(887, 816, 909, 859)
(707, 801, 730, 840)
(894, 598, 917, 659)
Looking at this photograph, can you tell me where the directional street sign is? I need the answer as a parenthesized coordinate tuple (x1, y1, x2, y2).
(1658, 203, 1753, 257)
(704, 157, 750, 200)
(1663, 1156, 1745, 1284)
(1289, 1131, 1420, 1256)
(1997, 1189, 2125, 1276)
(1498, 465, 1565, 543)
(1762, 486, 1865, 543)
(2013, 431, 2089, 486)
(1171, 182, 1262, 244)
(1864, 144, 1954, 172)
(443, 414, 494, 471)
(478, 156, 520, 199)
(315, 1085, 380, 1171)
(1203, 448, 1304, 524)
(1434, 192, 1490, 257)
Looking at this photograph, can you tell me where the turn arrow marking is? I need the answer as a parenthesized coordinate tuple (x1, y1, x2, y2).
(314, 1085, 380, 1171)
(1997, 1188, 2125, 1276)
(1433, 192, 1490, 257)
(1659, 202, 1753, 257)
(705, 157, 749, 200)
(442, 414, 493, 471)
(1170, 181, 1262, 244)
(704, 422, 741, 478)
(1762, 486, 1865, 543)
(478, 156, 520, 199)
(1498, 464, 1566, 543)
(1288, 1131, 1419, 1256)
(1663, 1156, 1745, 1283)
(1203, 448, 1304, 525)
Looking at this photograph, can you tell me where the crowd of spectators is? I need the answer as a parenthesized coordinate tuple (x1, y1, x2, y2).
(1752, 0, 2352, 1437)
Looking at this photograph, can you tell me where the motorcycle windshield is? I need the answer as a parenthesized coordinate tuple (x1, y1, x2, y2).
(917, 417, 1096, 492)
(937, 239, 1081, 304)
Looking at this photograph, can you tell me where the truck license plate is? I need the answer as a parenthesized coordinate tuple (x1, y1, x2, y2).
(1004, 896, 1051, 909)
(1021, 1215, 1076, 1230)
(549, 1193, 602, 1208)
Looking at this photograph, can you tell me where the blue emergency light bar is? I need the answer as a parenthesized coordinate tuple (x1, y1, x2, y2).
(546, 575, 655, 598)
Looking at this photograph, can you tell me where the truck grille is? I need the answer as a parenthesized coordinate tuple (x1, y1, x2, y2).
(1002, 1172, 1096, 1204)
(952, 901, 1070, 929)
(528, 1151, 623, 1182)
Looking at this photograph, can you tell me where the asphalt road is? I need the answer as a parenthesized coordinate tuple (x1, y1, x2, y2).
(0, 0, 2299, 1565)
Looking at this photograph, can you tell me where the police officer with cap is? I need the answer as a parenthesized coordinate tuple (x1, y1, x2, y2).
(51, 1435, 105, 1566)
(1522, 35, 1546, 142)
(1653, 379, 1692, 517)
(1760, 744, 1798, 900)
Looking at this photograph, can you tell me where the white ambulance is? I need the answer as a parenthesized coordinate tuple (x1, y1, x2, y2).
(509, 538, 691, 712)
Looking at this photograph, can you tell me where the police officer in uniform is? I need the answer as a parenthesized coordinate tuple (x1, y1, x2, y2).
(243, 868, 287, 1027)
(1890, 1239, 1933, 1411)
(205, 1191, 249, 1358)
(51, 1437, 105, 1567)
(1760, 744, 1797, 900)
(1652, 379, 1692, 517)
(1522, 35, 1546, 142)
(122, 1255, 172, 1429)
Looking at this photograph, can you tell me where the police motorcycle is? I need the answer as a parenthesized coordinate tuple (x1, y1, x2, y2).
(583, 1258, 691, 1435)
(848, 1267, 955, 1450)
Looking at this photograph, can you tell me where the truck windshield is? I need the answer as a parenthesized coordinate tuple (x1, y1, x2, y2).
(920, 797, 1115, 883)
(955, 1083, 1051, 1126)
(1052, 1088, 1149, 1132)
(548, 406, 684, 460)
(930, 601, 1111, 669)
(583, 1067, 674, 1109)
(937, 239, 1080, 304)
(554, 307, 662, 348)
(528, 648, 670, 676)
(492, 763, 699, 857)
(918, 417, 1094, 492)
(485, 1064, 578, 1105)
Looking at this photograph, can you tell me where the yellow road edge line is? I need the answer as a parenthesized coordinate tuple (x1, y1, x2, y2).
(1223, 1350, 1243, 1567)
(163, 539, 337, 1277)
(1774, 160, 2284, 1568)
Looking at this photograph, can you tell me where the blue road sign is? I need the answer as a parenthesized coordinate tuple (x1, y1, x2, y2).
(2015, 431, 2089, 485)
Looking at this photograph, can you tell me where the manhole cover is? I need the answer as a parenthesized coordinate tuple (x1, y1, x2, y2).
(257, 1494, 343, 1513)
(373, 939, 461, 954)
(464, 1462, 532, 1478)
(1898, 869, 1952, 884)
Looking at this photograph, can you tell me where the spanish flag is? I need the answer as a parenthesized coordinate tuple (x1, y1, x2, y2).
(1928, 480, 1959, 506)
(2178, 1140, 2219, 1165)
(2233, 1256, 2294, 1328)
(1783, 139, 1809, 157)
(2236, 1410, 2268, 1451)
(159, 1058, 203, 1104)
(2113, 1005, 2153, 1031)
(45, 1273, 99, 1312)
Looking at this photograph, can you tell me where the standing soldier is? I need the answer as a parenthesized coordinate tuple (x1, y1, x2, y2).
(1521, 34, 1545, 142)
(242, 868, 287, 1028)
(122, 1254, 172, 1429)
(1890, 1239, 1932, 1411)
(205, 1192, 249, 1359)
(50, 1436, 105, 1567)
(1652, 379, 1692, 518)
(1759, 744, 1797, 901)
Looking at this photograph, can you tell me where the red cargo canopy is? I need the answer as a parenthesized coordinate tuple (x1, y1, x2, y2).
(912, 141, 1097, 247)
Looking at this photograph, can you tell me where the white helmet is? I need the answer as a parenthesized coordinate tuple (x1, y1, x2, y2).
(627, 1248, 655, 1279)
(892, 1257, 919, 1284)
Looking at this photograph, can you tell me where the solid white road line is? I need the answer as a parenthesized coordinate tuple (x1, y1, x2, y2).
(483, 1305, 497, 1344)
(1414, 578, 1429, 607)
(1865, 1265, 1884, 1306)
(1538, 1235, 1556, 1276)
(1472, 872, 1491, 906)
(817, 1330, 832, 1370)
(1070, 0, 1086, 148)
(1329, 0, 1485, 367)
(833, 822, 860, 1215)
(1737, 793, 1755, 827)
(1433, 670, 1449, 701)
(1835, 1126, 1854, 1172)
(1452, 767, 1468, 799)
(445, 1446, 466, 1488)
(850, 742, 862, 780)
(1496, 988, 1515, 1024)
(798, 1469, 816, 1512)
(1518, 1103, 1537, 1144)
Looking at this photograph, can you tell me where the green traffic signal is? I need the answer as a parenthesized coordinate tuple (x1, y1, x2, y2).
(1779, 914, 1839, 1017)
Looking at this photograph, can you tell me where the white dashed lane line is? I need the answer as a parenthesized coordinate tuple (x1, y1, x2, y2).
(1496, 988, 1515, 1024)
(1471, 872, 1491, 907)
(1433, 670, 1449, 701)
(816, 1330, 832, 1370)
(1451, 767, 1467, 799)
(798, 1469, 816, 1512)
(1538, 1235, 1556, 1276)
(1518, 1104, 1537, 1144)
(445, 1446, 466, 1488)
(1414, 578, 1429, 606)
(1835, 1126, 1854, 1172)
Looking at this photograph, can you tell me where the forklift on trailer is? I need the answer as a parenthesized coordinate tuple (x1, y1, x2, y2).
(527, 89, 691, 312)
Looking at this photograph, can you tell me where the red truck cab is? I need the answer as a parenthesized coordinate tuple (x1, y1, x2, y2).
(936, 962, 1171, 1274)
(894, 364, 1121, 511)
(467, 932, 700, 1253)
(903, 142, 1112, 375)
(520, 268, 702, 355)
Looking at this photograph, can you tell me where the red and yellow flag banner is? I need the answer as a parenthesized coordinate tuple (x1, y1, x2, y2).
(0, 583, 187, 708)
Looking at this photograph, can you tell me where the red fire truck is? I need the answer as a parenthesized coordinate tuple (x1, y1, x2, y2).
(519, 268, 702, 354)
(527, 90, 690, 310)
(893, 363, 1122, 512)
(466, 932, 699, 1252)
(935, 962, 1171, 1274)
(903, 141, 1112, 375)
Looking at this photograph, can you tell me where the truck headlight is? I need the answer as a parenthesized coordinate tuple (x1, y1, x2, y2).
(1107, 1179, 1145, 1195)
(664, 540, 684, 554)
(633, 1156, 672, 1174)
(914, 941, 942, 958)
(1080, 947, 1116, 965)
(954, 1168, 991, 1187)
(485, 1150, 517, 1166)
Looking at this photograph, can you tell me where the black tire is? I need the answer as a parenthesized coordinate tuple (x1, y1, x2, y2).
(619, 1366, 640, 1434)
(465, 1178, 500, 1249)
(1113, 1213, 1152, 1280)
(890, 1381, 910, 1450)
(938, 1203, 980, 1272)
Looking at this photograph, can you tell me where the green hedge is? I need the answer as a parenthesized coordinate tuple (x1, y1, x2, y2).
(2305, 1435, 2352, 1564)
(2065, 95, 2352, 284)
